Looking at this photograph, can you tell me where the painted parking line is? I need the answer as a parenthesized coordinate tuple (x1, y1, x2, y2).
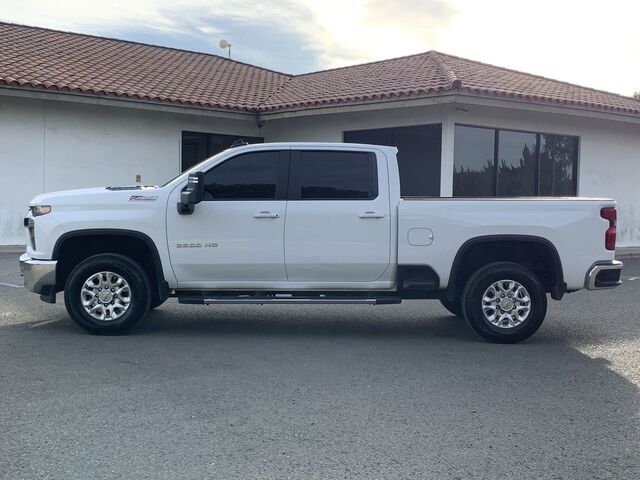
(0, 281, 22, 288)
(627, 276, 640, 281)
(30, 319, 63, 328)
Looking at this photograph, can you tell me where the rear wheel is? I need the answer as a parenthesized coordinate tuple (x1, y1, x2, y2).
(64, 254, 151, 334)
(462, 262, 547, 344)
(439, 296, 463, 317)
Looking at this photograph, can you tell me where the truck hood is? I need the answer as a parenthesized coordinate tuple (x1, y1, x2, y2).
(30, 186, 160, 206)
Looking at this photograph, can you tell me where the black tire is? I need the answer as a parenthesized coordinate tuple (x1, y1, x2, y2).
(64, 254, 152, 335)
(461, 262, 547, 344)
(439, 296, 463, 317)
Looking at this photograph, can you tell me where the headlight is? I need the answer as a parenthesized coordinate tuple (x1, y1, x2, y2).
(30, 205, 52, 217)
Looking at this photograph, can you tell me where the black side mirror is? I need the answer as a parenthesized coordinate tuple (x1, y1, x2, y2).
(177, 172, 205, 215)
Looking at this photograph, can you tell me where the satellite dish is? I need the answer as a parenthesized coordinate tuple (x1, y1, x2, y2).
(219, 39, 232, 58)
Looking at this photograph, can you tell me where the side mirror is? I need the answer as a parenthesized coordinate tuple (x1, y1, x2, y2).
(177, 172, 205, 215)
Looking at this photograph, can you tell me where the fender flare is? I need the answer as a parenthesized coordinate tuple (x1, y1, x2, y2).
(447, 234, 566, 301)
(52, 228, 169, 301)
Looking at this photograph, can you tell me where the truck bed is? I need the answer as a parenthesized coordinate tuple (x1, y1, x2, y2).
(397, 197, 616, 290)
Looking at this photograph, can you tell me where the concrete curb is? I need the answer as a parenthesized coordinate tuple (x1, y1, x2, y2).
(0, 245, 25, 254)
(616, 247, 640, 260)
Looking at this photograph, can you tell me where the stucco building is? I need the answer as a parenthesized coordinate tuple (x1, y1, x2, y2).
(1, 22, 639, 246)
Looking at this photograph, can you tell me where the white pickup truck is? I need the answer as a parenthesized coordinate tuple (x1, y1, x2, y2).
(19, 142, 622, 343)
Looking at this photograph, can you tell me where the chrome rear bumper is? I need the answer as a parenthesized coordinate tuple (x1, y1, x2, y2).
(19, 253, 57, 294)
(585, 260, 623, 290)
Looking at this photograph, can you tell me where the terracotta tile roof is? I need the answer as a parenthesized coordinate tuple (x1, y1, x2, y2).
(431, 52, 640, 116)
(261, 52, 640, 115)
(2, 22, 640, 117)
(259, 53, 454, 111)
(0, 22, 291, 111)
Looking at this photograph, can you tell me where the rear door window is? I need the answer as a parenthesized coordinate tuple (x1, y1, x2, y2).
(290, 151, 377, 200)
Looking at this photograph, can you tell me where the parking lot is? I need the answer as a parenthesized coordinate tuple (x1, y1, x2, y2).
(1, 251, 639, 479)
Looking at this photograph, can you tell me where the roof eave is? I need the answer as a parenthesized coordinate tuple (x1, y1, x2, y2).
(259, 90, 640, 125)
(3, 82, 640, 127)
(0, 84, 258, 120)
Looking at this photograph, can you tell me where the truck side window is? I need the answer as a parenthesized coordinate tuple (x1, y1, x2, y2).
(293, 151, 377, 200)
(203, 151, 281, 200)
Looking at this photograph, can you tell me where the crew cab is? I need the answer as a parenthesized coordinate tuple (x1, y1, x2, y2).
(19, 142, 623, 343)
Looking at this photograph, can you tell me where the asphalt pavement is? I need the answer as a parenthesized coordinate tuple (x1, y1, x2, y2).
(1, 252, 639, 479)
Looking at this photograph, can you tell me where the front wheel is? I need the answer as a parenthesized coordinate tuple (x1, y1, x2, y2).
(462, 262, 547, 344)
(64, 254, 152, 335)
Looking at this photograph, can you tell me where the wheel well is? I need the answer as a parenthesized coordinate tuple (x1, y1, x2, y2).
(53, 231, 168, 303)
(448, 237, 564, 301)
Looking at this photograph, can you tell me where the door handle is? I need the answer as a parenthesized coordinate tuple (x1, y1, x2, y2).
(358, 211, 386, 219)
(253, 211, 280, 219)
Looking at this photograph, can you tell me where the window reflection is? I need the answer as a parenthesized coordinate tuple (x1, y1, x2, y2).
(453, 125, 578, 197)
(497, 131, 537, 196)
(539, 134, 578, 196)
(453, 126, 495, 197)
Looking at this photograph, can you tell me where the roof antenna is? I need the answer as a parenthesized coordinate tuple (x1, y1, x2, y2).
(219, 39, 231, 59)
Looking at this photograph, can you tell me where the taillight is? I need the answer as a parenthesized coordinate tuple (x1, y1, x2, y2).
(600, 207, 617, 251)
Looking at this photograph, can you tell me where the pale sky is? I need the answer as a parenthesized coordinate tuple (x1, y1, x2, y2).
(2, 0, 639, 96)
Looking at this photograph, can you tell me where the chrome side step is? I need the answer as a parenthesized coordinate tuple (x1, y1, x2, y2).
(177, 292, 401, 305)
(203, 297, 377, 305)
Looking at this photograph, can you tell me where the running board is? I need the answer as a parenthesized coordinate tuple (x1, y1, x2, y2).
(177, 293, 401, 305)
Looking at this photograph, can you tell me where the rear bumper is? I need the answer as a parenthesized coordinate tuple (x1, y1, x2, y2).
(585, 260, 623, 290)
(19, 253, 57, 294)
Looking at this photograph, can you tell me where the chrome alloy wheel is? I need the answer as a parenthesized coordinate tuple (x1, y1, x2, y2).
(80, 271, 132, 321)
(481, 279, 531, 329)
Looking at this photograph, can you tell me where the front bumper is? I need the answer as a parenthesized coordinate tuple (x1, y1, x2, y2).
(585, 260, 623, 290)
(19, 253, 57, 294)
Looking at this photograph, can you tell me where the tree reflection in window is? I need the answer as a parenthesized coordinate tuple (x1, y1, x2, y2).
(539, 134, 578, 196)
(497, 131, 537, 196)
(454, 125, 578, 197)
(453, 126, 495, 196)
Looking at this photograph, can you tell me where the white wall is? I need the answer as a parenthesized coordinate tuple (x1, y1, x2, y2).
(2, 94, 638, 246)
(0, 96, 45, 245)
(265, 104, 640, 247)
(0, 95, 259, 244)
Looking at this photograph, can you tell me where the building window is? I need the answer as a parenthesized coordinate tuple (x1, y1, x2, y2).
(497, 130, 538, 196)
(453, 125, 578, 197)
(343, 124, 442, 196)
(452, 126, 495, 197)
(181, 131, 263, 171)
(538, 134, 579, 196)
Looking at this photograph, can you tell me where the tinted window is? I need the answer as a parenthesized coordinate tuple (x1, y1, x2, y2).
(539, 134, 578, 196)
(344, 124, 441, 196)
(204, 151, 280, 200)
(296, 151, 375, 200)
(497, 131, 537, 196)
(181, 131, 263, 171)
(453, 126, 495, 197)
(453, 125, 578, 197)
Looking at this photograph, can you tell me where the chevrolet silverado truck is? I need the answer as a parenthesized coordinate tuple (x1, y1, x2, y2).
(19, 142, 623, 343)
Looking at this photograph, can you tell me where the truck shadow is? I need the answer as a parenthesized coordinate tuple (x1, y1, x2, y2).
(140, 303, 480, 341)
